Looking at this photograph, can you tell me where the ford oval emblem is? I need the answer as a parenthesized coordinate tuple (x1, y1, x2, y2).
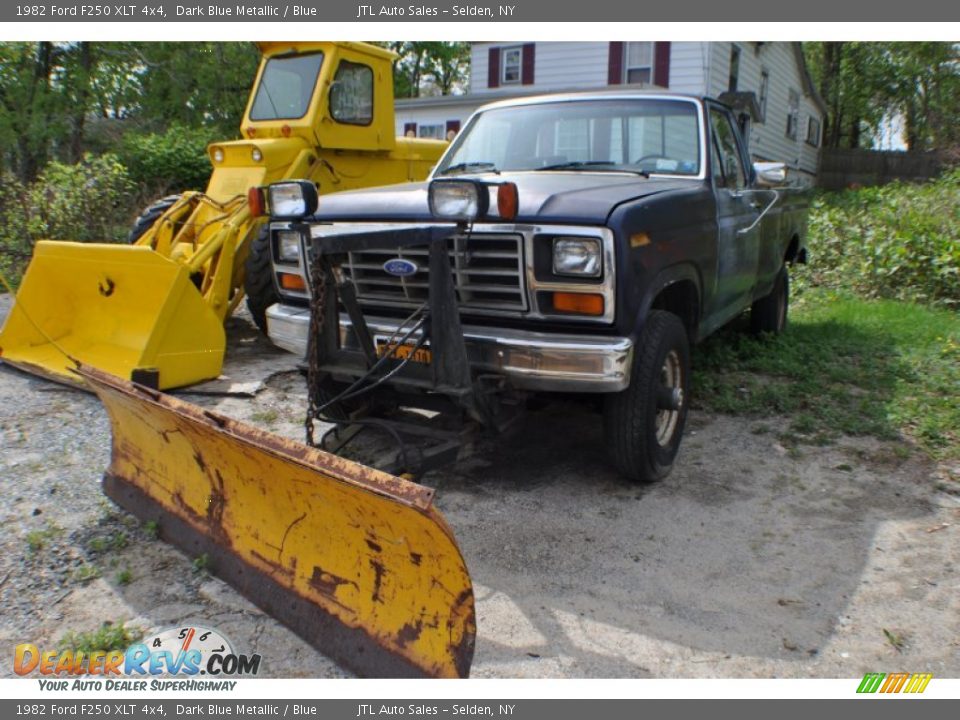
(383, 258, 419, 277)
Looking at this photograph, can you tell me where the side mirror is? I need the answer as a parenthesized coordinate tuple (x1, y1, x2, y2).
(753, 162, 786, 187)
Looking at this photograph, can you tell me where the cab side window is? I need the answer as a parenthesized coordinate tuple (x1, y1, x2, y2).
(709, 108, 746, 190)
(330, 60, 373, 126)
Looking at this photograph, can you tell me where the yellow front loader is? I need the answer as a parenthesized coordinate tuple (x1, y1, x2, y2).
(0, 41, 446, 390)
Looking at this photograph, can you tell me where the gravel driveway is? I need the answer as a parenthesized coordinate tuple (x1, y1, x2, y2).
(1, 293, 957, 678)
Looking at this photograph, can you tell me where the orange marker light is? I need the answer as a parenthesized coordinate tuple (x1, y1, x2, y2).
(279, 273, 306, 291)
(553, 292, 604, 316)
(247, 187, 266, 217)
(497, 182, 519, 220)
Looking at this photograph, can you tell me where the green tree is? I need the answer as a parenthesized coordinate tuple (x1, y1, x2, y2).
(805, 41, 960, 151)
(383, 42, 470, 98)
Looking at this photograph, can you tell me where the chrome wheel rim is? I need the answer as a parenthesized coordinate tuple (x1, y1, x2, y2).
(655, 349, 683, 446)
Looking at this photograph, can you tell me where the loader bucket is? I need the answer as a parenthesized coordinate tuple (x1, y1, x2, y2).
(0, 241, 225, 390)
(78, 365, 476, 678)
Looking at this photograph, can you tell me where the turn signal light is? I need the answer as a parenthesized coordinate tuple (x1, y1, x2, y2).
(248, 187, 266, 217)
(279, 273, 306, 291)
(553, 292, 604, 316)
(497, 182, 518, 220)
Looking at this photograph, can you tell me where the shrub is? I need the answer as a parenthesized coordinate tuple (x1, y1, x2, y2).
(119, 125, 216, 196)
(799, 171, 960, 307)
(0, 155, 134, 286)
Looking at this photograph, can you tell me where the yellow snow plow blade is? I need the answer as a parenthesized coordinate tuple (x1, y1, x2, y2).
(78, 365, 476, 678)
(0, 241, 226, 390)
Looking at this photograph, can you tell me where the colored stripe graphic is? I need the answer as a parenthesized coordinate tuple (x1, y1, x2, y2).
(857, 672, 932, 694)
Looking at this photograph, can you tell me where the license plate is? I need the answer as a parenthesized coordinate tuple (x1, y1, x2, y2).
(375, 338, 433, 364)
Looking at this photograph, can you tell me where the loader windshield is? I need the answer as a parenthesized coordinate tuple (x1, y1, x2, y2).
(250, 52, 325, 121)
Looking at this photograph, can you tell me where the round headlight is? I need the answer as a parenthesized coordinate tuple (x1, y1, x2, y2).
(553, 237, 602, 277)
(213, 148, 224, 163)
(251, 147, 263, 163)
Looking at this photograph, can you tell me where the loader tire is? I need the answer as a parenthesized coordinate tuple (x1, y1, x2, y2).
(244, 225, 279, 335)
(604, 310, 690, 483)
(750, 264, 789, 335)
(127, 194, 182, 244)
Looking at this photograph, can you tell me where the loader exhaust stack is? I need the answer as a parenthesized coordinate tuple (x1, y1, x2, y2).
(79, 365, 476, 678)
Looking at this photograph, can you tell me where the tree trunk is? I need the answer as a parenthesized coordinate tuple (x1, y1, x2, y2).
(19, 42, 55, 183)
(69, 42, 93, 163)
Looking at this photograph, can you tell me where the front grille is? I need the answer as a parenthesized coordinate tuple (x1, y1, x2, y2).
(342, 233, 527, 313)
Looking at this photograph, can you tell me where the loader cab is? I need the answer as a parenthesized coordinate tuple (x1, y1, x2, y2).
(243, 42, 398, 152)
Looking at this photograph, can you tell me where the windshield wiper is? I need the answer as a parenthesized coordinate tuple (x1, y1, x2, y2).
(436, 161, 500, 176)
(535, 161, 649, 177)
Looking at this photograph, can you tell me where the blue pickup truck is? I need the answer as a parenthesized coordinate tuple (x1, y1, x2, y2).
(256, 91, 809, 482)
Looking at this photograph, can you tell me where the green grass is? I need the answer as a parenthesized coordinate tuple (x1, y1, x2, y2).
(72, 563, 102, 583)
(58, 622, 142, 654)
(693, 288, 960, 460)
(25, 522, 64, 553)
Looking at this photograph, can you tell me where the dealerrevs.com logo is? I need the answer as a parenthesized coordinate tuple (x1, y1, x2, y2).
(14, 625, 261, 691)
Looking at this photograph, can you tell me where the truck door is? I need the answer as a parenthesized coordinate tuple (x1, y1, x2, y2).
(707, 104, 760, 323)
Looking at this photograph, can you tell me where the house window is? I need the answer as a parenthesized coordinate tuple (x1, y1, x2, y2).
(806, 117, 821, 147)
(624, 42, 654, 84)
(728, 45, 741, 92)
(501, 46, 522, 85)
(418, 124, 445, 140)
(758, 69, 770, 122)
(786, 89, 800, 140)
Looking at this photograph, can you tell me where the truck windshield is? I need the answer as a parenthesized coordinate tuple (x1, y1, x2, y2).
(249, 52, 324, 121)
(438, 98, 701, 176)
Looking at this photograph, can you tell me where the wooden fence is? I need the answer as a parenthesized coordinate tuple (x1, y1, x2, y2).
(818, 149, 942, 190)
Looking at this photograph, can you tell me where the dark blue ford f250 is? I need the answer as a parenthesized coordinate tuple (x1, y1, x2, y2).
(254, 91, 809, 482)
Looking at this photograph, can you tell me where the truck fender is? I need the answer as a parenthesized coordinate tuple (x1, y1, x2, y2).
(631, 263, 703, 343)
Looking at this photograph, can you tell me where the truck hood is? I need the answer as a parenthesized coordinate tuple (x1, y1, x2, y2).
(314, 173, 698, 225)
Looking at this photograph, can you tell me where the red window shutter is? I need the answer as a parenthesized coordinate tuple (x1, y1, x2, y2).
(608, 42, 624, 85)
(654, 42, 671, 88)
(445, 120, 461, 134)
(488, 47, 500, 89)
(522, 43, 535, 85)
(403, 122, 417, 137)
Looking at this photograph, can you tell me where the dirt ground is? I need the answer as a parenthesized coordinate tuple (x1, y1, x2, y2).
(1, 293, 958, 679)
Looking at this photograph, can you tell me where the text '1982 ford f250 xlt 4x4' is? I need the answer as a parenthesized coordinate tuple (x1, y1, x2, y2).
(257, 91, 809, 483)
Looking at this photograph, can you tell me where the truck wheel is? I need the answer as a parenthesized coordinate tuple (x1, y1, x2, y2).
(604, 310, 690, 482)
(244, 225, 279, 335)
(127, 194, 181, 243)
(750, 265, 789, 335)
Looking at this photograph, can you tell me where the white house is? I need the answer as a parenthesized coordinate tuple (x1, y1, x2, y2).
(395, 42, 827, 184)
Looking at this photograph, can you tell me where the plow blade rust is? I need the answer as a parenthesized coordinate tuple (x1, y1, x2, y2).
(79, 366, 475, 678)
(0, 241, 225, 390)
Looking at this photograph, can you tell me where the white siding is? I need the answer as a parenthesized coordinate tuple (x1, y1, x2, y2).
(668, 42, 708, 94)
(394, 100, 481, 139)
(470, 42, 610, 94)
(708, 42, 822, 182)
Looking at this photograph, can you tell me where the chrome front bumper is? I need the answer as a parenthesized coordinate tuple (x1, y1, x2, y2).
(265, 303, 633, 393)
